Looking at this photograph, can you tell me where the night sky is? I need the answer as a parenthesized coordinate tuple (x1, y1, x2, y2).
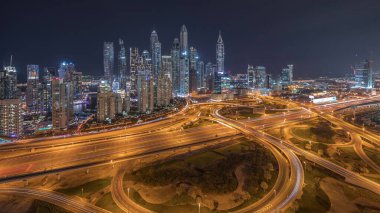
(1, 0, 380, 82)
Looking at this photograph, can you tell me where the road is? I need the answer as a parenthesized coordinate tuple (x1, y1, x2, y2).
(0, 187, 110, 213)
(214, 108, 304, 213)
(352, 133, 380, 173)
(0, 124, 238, 180)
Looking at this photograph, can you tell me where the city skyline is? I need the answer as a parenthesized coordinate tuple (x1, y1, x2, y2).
(1, 0, 380, 82)
(2, 2, 380, 212)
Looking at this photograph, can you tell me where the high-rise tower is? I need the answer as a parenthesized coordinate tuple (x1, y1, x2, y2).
(150, 30, 161, 78)
(1, 56, 17, 99)
(180, 25, 188, 56)
(129, 47, 139, 97)
(26, 65, 42, 114)
(171, 38, 180, 95)
(118, 38, 127, 90)
(354, 60, 373, 88)
(179, 25, 189, 96)
(216, 31, 225, 75)
(103, 42, 114, 82)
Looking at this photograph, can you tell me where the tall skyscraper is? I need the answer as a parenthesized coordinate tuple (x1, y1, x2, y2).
(247, 65, 255, 88)
(52, 78, 73, 130)
(180, 57, 190, 96)
(216, 31, 225, 75)
(180, 25, 188, 56)
(137, 72, 148, 113)
(58, 62, 76, 80)
(150, 30, 161, 78)
(41, 67, 57, 113)
(255, 66, 266, 88)
(118, 38, 127, 90)
(161, 55, 172, 79)
(157, 70, 172, 107)
(197, 61, 205, 89)
(205, 62, 215, 91)
(171, 38, 180, 95)
(0, 99, 23, 137)
(97, 90, 116, 122)
(26, 64, 42, 114)
(189, 46, 198, 92)
(179, 25, 189, 96)
(281, 64, 294, 84)
(58, 62, 75, 118)
(354, 59, 373, 89)
(1, 56, 17, 99)
(213, 68, 222, 94)
(0, 56, 22, 137)
(129, 47, 139, 97)
(103, 42, 114, 82)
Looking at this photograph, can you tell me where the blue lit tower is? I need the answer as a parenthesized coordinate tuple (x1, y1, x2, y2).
(118, 38, 127, 90)
(103, 42, 114, 83)
(171, 38, 180, 95)
(150, 30, 161, 78)
(216, 31, 225, 75)
(179, 25, 189, 96)
(26, 64, 42, 114)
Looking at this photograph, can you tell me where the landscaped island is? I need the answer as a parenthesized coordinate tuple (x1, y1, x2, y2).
(124, 138, 279, 212)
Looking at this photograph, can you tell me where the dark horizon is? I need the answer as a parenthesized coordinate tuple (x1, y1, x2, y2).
(1, 0, 380, 82)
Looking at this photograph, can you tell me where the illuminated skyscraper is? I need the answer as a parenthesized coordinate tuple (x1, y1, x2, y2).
(97, 90, 116, 122)
(0, 56, 22, 137)
(52, 78, 73, 130)
(179, 25, 189, 96)
(150, 30, 161, 78)
(281, 64, 294, 84)
(255, 66, 266, 88)
(354, 59, 373, 89)
(58, 62, 75, 118)
(171, 38, 180, 95)
(103, 42, 114, 82)
(247, 65, 255, 88)
(26, 64, 42, 114)
(129, 47, 139, 97)
(216, 31, 225, 75)
(197, 61, 205, 88)
(157, 70, 172, 107)
(118, 38, 127, 90)
(58, 62, 75, 80)
(41, 67, 57, 113)
(1, 56, 17, 99)
(205, 62, 215, 91)
(213, 59, 221, 94)
(180, 25, 188, 55)
(162, 55, 172, 79)
(0, 99, 23, 137)
(189, 46, 198, 92)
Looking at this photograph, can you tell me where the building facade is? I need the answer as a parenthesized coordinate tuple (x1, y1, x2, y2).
(103, 42, 114, 82)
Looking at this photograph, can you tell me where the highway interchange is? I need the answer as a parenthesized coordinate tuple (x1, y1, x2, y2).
(1, 96, 380, 212)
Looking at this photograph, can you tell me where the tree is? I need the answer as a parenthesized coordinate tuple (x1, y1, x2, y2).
(264, 171, 272, 181)
(260, 181, 268, 192)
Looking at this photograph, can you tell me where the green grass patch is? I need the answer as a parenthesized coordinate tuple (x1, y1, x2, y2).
(297, 164, 332, 213)
(185, 151, 225, 168)
(95, 192, 125, 213)
(56, 177, 111, 197)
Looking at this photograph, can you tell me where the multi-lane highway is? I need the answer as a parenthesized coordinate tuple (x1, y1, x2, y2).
(0, 187, 110, 213)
